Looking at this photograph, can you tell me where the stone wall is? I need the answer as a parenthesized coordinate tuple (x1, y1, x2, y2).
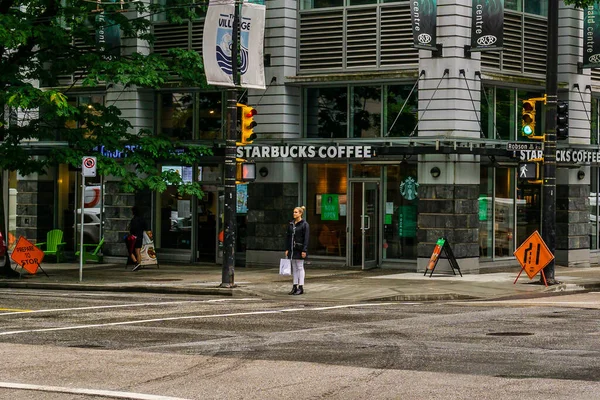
(16, 180, 54, 242)
(417, 184, 479, 259)
(557, 184, 590, 250)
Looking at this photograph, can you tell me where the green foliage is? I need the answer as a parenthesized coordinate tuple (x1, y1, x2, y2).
(563, 0, 591, 8)
(0, 0, 212, 198)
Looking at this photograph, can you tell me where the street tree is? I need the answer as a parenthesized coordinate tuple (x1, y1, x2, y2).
(0, 0, 211, 276)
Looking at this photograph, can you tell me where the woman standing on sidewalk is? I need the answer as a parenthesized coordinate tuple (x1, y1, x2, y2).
(285, 206, 310, 295)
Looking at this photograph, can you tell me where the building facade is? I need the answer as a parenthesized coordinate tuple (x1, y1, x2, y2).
(6, 0, 600, 272)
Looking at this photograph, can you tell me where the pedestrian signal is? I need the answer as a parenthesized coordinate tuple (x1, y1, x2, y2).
(521, 100, 536, 137)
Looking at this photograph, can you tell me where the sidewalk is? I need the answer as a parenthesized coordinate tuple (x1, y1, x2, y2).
(1, 261, 599, 302)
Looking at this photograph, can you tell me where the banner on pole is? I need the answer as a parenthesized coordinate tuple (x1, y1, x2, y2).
(202, 0, 236, 87)
(240, 1, 266, 90)
(470, 0, 504, 52)
(411, 0, 437, 50)
(584, 4, 600, 68)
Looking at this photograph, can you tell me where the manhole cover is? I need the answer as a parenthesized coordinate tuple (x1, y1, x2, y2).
(486, 332, 534, 337)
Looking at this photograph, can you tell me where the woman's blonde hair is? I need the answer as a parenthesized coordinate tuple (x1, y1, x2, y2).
(294, 206, 306, 216)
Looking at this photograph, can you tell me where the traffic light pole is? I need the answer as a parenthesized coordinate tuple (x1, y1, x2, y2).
(221, 1, 240, 288)
(542, 0, 558, 284)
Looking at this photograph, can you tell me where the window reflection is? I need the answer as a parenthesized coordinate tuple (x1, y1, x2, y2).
(160, 93, 193, 140)
(306, 87, 348, 138)
(386, 85, 418, 137)
(384, 165, 418, 260)
(351, 86, 381, 138)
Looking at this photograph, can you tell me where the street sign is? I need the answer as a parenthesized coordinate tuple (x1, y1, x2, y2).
(513, 230, 554, 280)
(518, 162, 538, 179)
(424, 237, 462, 277)
(82, 156, 97, 177)
(11, 236, 44, 274)
(506, 142, 542, 151)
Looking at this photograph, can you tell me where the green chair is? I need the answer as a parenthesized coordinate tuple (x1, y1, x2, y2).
(37, 229, 66, 263)
(75, 237, 104, 264)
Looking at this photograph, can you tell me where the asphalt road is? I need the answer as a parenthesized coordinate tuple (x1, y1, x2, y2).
(0, 289, 599, 399)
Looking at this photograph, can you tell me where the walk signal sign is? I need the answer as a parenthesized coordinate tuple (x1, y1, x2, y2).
(513, 230, 554, 280)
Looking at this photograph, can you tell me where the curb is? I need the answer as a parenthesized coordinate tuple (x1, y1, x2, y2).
(0, 282, 235, 297)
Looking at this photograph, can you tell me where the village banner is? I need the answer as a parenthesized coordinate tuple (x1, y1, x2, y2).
(240, 1, 266, 89)
(411, 0, 437, 50)
(471, 0, 504, 52)
(202, 0, 236, 87)
(584, 4, 600, 68)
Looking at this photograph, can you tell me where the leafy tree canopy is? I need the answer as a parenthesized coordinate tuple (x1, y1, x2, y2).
(0, 0, 212, 196)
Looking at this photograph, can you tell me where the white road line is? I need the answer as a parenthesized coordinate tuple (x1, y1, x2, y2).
(0, 298, 259, 316)
(0, 381, 189, 400)
(0, 303, 393, 336)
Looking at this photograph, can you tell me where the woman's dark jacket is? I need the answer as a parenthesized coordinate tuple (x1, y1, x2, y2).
(286, 219, 309, 259)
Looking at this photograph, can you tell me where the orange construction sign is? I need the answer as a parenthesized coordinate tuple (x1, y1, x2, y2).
(11, 236, 44, 274)
(513, 230, 554, 280)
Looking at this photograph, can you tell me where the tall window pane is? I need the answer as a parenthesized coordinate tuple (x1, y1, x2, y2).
(351, 86, 381, 138)
(384, 165, 418, 259)
(300, 0, 343, 9)
(385, 84, 418, 137)
(496, 168, 516, 257)
(197, 92, 222, 139)
(305, 87, 347, 138)
(479, 167, 493, 258)
(306, 164, 347, 257)
(496, 88, 515, 140)
(591, 168, 598, 250)
(159, 93, 193, 140)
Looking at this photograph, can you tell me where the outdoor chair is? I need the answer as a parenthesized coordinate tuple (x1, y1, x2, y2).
(75, 237, 104, 264)
(37, 229, 66, 262)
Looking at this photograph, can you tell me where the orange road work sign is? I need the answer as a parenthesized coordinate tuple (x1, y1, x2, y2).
(11, 236, 44, 274)
(513, 230, 554, 279)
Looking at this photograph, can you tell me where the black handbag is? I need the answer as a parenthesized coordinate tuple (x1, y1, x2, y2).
(294, 242, 304, 251)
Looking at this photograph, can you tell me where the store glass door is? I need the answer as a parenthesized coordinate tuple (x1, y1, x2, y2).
(350, 181, 379, 269)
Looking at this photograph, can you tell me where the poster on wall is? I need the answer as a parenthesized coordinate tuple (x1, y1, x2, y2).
(321, 194, 339, 221)
(237, 184, 248, 214)
(470, 0, 504, 52)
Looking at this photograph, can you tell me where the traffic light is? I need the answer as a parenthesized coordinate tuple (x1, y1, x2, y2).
(239, 104, 257, 145)
(521, 99, 536, 137)
(557, 100, 569, 140)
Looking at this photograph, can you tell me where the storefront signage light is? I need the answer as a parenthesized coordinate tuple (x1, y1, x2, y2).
(518, 148, 600, 164)
(236, 145, 373, 159)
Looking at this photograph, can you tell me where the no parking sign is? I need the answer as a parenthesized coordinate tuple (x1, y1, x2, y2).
(82, 156, 97, 177)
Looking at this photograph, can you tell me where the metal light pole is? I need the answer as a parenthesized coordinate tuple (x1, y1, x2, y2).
(221, 1, 240, 288)
(542, 0, 558, 284)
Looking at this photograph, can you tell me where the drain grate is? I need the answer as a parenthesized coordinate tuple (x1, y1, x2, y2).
(486, 332, 534, 337)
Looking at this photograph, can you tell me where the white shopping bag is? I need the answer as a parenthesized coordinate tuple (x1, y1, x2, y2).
(279, 259, 291, 275)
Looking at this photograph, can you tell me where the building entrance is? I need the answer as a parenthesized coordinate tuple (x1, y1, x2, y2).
(349, 180, 379, 269)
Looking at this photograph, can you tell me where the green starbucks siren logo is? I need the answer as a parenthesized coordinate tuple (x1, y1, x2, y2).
(400, 177, 419, 201)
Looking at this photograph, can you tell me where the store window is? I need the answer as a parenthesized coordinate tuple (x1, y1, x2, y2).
(497, 167, 516, 257)
(305, 83, 417, 138)
(157, 165, 194, 249)
(385, 85, 418, 137)
(306, 164, 347, 257)
(306, 87, 348, 139)
(480, 86, 544, 141)
(479, 167, 493, 258)
(157, 92, 222, 140)
(351, 86, 381, 138)
(384, 165, 418, 260)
